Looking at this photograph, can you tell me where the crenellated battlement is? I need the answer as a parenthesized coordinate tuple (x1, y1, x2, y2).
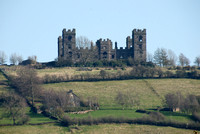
(133, 29, 146, 34)
(62, 28, 76, 35)
(58, 28, 146, 62)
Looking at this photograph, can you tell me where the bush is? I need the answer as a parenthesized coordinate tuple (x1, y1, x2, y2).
(17, 115, 30, 125)
(147, 112, 166, 121)
(192, 112, 200, 122)
(135, 109, 149, 114)
(61, 115, 200, 130)
(176, 70, 186, 78)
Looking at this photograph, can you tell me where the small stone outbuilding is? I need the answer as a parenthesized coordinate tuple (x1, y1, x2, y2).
(66, 90, 80, 107)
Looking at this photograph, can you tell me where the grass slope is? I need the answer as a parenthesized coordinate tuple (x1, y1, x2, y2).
(0, 107, 55, 125)
(0, 123, 196, 134)
(43, 79, 200, 109)
(0, 124, 69, 134)
(0, 72, 12, 93)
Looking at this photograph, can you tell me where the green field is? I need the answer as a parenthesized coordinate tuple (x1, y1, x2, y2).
(0, 71, 12, 93)
(0, 107, 55, 125)
(1, 67, 200, 133)
(66, 109, 144, 119)
(43, 79, 200, 109)
(0, 123, 196, 134)
(43, 78, 200, 124)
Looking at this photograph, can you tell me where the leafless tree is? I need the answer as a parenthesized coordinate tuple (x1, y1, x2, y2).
(147, 52, 153, 62)
(194, 56, 200, 67)
(179, 53, 190, 66)
(9, 53, 18, 65)
(115, 91, 140, 109)
(164, 91, 184, 112)
(10, 53, 23, 65)
(0, 51, 7, 65)
(76, 36, 91, 49)
(76, 36, 98, 65)
(99, 70, 107, 79)
(42, 89, 67, 118)
(167, 49, 177, 66)
(153, 48, 168, 67)
(182, 94, 200, 113)
(11, 67, 41, 105)
(0, 92, 27, 125)
(28, 55, 37, 64)
(17, 55, 23, 64)
(87, 96, 99, 110)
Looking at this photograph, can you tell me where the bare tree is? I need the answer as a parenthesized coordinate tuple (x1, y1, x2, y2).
(153, 48, 162, 66)
(28, 55, 37, 64)
(194, 56, 200, 67)
(100, 70, 107, 79)
(86, 96, 99, 110)
(153, 48, 168, 67)
(147, 52, 153, 62)
(76, 36, 98, 65)
(167, 49, 177, 66)
(10, 53, 23, 65)
(179, 53, 190, 66)
(17, 55, 23, 64)
(182, 94, 200, 113)
(11, 67, 41, 105)
(0, 92, 27, 125)
(160, 48, 169, 67)
(10, 53, 18, 65)
(76, 36, 91, 49)
(164, 91, 184, 112)
(115, 91, 140, 109)
(0, 51, 7, 65)
(42, 89, 67, 119)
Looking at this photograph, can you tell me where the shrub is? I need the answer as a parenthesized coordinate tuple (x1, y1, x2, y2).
(147, 112, 166, 121)
(135, 109, 149, 114)
(192, 112, 200, 122)
(17, 115, 30, 125)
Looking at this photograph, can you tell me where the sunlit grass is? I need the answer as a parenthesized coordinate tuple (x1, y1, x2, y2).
(66, 109, 144, 119)
(43, 80, 163, 109)
(72, 124, 195, 134)
(146, 79, 200, 98)
(0, 124, 70, 134)
(0, 107, 55, 125)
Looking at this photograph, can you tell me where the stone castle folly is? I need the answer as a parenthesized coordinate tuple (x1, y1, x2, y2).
(58, 28, 146, 63)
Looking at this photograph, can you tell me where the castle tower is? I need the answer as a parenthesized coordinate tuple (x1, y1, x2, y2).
(58, 36, 63, 59)
(58, 28, 76, 61)
(96, 39, 116, 60)
(132, 29, 146, 61)
(126, 36, 132, 49)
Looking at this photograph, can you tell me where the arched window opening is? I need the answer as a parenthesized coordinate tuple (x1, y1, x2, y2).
(112, 55, 115, 59)
(139, 36, 143, 42)
(68, 36, 72, 41)
(103, 52, 107, 59)
(69, 52, 72, 57)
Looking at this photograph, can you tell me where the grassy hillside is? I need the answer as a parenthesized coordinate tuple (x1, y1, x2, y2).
(43, 80, 162, 108)
(1, 66, 200, 133)
(0, 123, 195, 134)
(0, 71, 55, 125)
(0, 71, 12, 93)
(43, 79, 200, 109)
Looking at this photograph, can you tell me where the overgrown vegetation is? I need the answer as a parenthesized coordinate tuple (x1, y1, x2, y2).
(164, 91, 200, 113)
(61, 112, 200, 130)
(0, 92, 28, 125)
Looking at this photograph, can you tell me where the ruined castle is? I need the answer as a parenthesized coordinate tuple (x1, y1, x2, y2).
(58, 28, 146, 63)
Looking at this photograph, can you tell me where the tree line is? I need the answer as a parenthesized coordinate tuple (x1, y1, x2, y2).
(41, 66, 200, 84)
(0, 67, 99, 124)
